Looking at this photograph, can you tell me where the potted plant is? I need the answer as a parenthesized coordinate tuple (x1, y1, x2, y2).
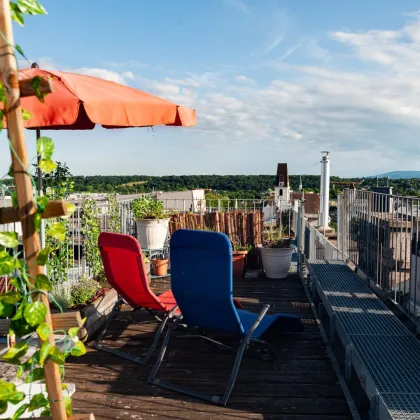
(131, 196, 170, 249)
(231, 240, 252, 278)
(151, 257, 169, 277)
(143, 254, 151, 283)
(259, 227, 293, 279)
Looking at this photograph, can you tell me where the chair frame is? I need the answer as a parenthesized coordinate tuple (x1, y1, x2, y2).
(148, 304, 271, 406)
(94, 296, 178, 366)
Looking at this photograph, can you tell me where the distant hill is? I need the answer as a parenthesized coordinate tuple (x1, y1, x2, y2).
(377, 171, 420, 179)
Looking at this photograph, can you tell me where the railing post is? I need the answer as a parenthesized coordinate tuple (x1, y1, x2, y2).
(218, 199, 221, 212)
(337, 194, 344, 259)
(297, 201, 302, 274)
(343, 190, 349, 260)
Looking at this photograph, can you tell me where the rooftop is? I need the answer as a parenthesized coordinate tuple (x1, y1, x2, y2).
(66, 275, 352, 419)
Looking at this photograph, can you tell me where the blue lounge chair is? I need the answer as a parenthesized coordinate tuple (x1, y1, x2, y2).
(148, 229, 304, 406)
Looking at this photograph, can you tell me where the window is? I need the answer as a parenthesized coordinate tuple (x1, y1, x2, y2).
(280, 189, 283, 196)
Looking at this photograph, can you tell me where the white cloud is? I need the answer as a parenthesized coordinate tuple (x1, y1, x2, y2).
(122, 71, 135, 80)
(235, 75, 255, 84)
(105, 60, 149, 68)
(222, 0, 249, 14)
(69, 67, 128, 85)
(264, 9, 291, 52)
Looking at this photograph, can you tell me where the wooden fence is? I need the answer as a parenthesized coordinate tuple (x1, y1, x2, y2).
(169, 211, 264, 246)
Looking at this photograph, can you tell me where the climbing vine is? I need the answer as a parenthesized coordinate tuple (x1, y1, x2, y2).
(0, 1, 86, 418)
(45, 163, 75, 285)
(81, 198, 104, 281)
(107, 193, 121, 234)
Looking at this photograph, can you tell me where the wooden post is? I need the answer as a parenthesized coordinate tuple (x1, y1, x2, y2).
(0, 1, 67, 419)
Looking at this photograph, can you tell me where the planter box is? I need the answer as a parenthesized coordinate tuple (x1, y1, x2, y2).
(77, 288, 118, 342)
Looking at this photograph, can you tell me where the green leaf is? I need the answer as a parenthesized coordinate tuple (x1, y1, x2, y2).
(40, 407, 51, 416)
(36, 246, 52, 265)
(22, 108, 32, 120)
(36, 196, 49, 213)
(64, 395, 72, 416)
(46, 222, 65, 242)
(0, 232, 19, 248)
(11, 192, 18, 209)
(12, 300, 25, 320)
(0, 401, 7, 415)
(0, 301, 14, 318)
(31, 76, 46, 102)
(9, 317, 36, 338)
(34, 274, 51, 291)
(7, 164, 13, 178)
(61, 383, 68, 390)
(2, 342, 28, 361)
(15, 44, 25, 57)
(39, 159, 57, 174)
(23, 302, 46, 327)
(28, 393, 48, 411)
(12, 403, 28, 420)
(25, 367, 44, 383)
(34, 212, 42, 231)
(17, 0, 47, 15)
(36, 322, 51, 341)
(68, 327, 80, 339)
(48, 345, 66, 365)
(70, 340, 86, 357)
(16, 360, 31, 379)
(9, 278, 20, 289)
(0, 380, 17, 400)
(0, 253, 19, 275)
(39, 342, 51, 366)
(10, 2, 24, 25)
(61, 202, 76, 219)
(0, 291, 21, 304)
(8, 391, 25, 404)
(36, 136, 54, 160)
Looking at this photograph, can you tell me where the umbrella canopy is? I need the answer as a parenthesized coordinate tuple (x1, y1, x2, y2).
(18, 68, 196, 130)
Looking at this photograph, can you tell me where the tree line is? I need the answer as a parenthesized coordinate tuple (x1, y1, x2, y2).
(2, 163, 420, 198)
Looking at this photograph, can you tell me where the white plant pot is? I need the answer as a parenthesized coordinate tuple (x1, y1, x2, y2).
(260, 247, 293, 279)
(136, 218, 170, 250)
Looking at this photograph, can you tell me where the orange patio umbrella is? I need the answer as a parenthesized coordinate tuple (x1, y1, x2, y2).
(19, 65, 196, 129)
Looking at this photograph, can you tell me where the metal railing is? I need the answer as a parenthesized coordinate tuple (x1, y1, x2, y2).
(342, 189, 420, 323)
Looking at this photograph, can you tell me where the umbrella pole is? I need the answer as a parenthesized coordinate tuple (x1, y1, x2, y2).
(36, 127, 46, 248)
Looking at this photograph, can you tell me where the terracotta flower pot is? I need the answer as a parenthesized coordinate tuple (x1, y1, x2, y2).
(232, 251, 248, 278)
(152, 258, 169, 277)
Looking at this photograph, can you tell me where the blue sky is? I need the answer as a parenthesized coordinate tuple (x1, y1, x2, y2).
(2, 0, 420, 177)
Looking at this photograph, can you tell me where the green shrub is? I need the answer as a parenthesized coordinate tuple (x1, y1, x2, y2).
(131, 196, 167, 220)
(51, 276, 99, 309)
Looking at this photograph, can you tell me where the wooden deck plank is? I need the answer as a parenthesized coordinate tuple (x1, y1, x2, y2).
(65, 274, 352, 419)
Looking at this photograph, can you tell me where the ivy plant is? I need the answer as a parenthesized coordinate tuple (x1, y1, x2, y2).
(81, 198, 105, 281)
(0, 1, 86, 418)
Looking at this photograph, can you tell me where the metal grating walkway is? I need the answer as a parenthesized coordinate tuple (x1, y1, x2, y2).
(381, 394, 420, 420)
(307, 259, 420, 419)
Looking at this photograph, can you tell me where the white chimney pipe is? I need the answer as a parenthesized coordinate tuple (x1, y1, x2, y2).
(320, 151, 330, 227)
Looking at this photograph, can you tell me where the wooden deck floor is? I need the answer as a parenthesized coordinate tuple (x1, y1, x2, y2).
(66, 274, 352, 419)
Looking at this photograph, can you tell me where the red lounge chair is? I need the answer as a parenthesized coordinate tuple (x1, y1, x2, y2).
(95, 232, 244, 365)
(95, 232, 180, 365)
